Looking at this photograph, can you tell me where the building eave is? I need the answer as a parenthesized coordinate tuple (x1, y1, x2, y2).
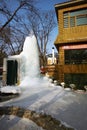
(54, 0, 87, 20)
(54, 38, 87, 45)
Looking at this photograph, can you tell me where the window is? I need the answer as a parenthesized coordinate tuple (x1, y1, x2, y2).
(64, 17, 69, 28)
(63, 12, 69, 28)
(63, 9, 87, 28)
(65, 49, 87, 64)
(77, 14, 87, 26)
(70, 16, 75, 27)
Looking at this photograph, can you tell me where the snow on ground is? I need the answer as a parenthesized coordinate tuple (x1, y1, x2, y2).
(0, 84, 87, 130)
(0, 115, 45, 130)
(0, 86, 21, 94)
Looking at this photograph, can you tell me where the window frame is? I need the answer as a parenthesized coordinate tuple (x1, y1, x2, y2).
(63, 9, 87, 28)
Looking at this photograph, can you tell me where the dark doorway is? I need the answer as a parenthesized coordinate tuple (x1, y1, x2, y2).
(6, 60, 18, 85)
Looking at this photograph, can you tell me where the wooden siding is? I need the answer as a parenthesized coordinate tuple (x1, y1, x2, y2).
(45, 64, 87, 82)
(54, 1, 87, 84)
(64, 64, 87, 73)
(59, 47, 64, 65)
(55, 3, 87, 44)
(57, 64, 87, 82)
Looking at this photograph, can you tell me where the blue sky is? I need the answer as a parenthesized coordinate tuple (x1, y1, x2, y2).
(36, 0, 66, 10)
(1, 0, 66, 54)
(36, 0, 66, 53)
(14, 0, 66, 54)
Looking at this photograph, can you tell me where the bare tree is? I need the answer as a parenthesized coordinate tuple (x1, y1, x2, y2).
(0, 0, 56, 67)
(27, 11, 56, 66)
(0, 0, 38, 55)
(0, 0, 39, 67)
(0, 0, 37, 32)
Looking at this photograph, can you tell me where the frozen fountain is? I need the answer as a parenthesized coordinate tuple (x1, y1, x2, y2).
(1, 34, 63, 98)
(20, 35, 40, 80)
(3, 34, 51, 87)
(0, 35, 40, 97)
(11, 34, 41, 86)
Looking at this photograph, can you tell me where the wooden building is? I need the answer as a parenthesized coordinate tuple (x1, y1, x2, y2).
(54, 0, 87, 89)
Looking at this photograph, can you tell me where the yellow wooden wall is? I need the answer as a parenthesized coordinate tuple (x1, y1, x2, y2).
(55, 3, 87, 44)
(54, 2, 87, 82)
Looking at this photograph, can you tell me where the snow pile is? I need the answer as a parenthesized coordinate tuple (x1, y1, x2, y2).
(0, 86, 21, 94)
(0, 115, 45, 130)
